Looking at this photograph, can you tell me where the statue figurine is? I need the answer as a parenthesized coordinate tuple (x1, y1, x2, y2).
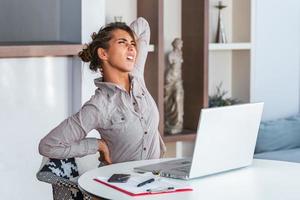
(164, 38, 184, 134)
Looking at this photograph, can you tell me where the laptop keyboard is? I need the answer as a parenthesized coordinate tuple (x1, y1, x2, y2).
(175, 166, 190, 173)
(134, 158, 192, 177)
(180, 161, 191, 165)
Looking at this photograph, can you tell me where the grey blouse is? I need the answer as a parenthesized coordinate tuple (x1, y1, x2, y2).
(39, 17, 166, 163)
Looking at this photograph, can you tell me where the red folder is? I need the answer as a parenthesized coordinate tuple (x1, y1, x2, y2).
(94, 178, 193, 196)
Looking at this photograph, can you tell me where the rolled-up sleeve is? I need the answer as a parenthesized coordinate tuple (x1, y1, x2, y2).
(39, 102, 101, 159)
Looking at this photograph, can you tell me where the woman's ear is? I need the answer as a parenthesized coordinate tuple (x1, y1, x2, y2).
(97, 48, 108, 61)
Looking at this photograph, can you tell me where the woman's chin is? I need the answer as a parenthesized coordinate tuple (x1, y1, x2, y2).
(113, 64, 134, 73)
(124, 65, 135, 72)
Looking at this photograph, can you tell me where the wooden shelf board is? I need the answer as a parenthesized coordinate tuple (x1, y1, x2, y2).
(209, 43, 251, 51)
(163, 129, 197, 143)
(0, 42, 155, 58)
(0, 41, 84, 58)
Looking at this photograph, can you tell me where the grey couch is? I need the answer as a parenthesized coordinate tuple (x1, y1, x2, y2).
(254, 114, 300, 163)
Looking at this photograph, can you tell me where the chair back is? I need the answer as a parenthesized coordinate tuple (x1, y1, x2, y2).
(37, 158, 92, 200)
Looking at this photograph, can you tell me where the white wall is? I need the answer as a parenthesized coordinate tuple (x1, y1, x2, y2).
(0, 57, 73, 200)
(251, 0, 300, 120)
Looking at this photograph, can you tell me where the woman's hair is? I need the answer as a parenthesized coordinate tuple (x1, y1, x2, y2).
(78, 22, 136, 72)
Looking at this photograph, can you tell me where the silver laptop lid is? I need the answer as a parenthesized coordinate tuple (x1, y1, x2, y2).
(189, 103, 264, 178)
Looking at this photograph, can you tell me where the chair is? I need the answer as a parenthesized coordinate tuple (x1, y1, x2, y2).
(36, 158, 93, 200)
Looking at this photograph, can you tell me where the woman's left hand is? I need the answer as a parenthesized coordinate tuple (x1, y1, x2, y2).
(97, 139, 112, 165)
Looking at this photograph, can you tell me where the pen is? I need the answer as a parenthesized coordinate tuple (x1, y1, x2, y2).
(137, 178, 155, 187)
(146, 187, 175, 193)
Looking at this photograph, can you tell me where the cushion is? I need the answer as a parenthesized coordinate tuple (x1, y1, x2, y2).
(255, 114, 300, 154)
(254, 148, 300, 163)
(40, 158, 79, 179)
(76, 152, 101, 175)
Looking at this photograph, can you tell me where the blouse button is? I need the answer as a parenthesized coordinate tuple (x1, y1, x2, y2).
(121, 117, 125, 121)
(144, 131, 148, 135)
(143, 147, 146, 151)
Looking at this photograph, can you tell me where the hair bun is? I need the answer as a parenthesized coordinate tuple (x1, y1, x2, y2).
(78, 46, 92, 62)
(91, 32, 98, 40)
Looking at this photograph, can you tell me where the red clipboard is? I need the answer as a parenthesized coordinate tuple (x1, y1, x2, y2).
(94, 178, 193, 196)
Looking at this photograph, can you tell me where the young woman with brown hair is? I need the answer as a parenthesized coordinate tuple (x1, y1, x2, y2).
(39, 18, 166, 165)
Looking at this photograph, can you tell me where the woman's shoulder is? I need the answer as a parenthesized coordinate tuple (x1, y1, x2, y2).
(83, 88, 110, 108)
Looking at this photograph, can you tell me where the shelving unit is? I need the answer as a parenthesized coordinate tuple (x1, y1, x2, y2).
(138, 0, 209, 142)
(209, 43, 251, 50)
(138, 0, 253, 142)
(209, 0, 253, 103)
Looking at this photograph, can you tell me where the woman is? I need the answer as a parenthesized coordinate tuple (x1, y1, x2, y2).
(39, 18, 166, 165)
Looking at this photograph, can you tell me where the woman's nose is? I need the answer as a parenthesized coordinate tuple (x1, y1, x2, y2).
(127, 43, 135, 51)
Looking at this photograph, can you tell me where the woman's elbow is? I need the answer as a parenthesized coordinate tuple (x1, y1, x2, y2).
(38, 138, 51, 157)
(38, 138, 64, 159)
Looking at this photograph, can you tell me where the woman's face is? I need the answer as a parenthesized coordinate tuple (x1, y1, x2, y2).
(101, 29, 137, 73)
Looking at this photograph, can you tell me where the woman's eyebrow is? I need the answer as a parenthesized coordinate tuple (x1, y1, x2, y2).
(117, 38, 128, 42)
(117, 38, 135, 43)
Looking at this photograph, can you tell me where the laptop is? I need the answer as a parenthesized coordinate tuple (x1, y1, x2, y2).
(134, 103, 264, 179)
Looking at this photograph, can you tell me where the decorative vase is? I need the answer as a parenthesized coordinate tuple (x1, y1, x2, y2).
(215, 1, 227, 43)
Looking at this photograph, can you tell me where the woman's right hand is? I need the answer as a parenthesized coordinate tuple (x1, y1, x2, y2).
(97, 139, 112, 165)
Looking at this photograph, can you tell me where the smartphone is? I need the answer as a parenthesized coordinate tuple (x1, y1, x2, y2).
(107, 174, 131, 183)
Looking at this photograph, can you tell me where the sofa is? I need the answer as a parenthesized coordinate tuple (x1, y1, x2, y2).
(254, 114, 300, 163)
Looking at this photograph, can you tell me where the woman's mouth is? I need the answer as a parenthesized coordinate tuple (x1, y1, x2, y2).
(126, 55, 134, 61)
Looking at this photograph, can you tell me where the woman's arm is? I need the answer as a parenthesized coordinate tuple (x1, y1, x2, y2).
(39, 102, 102, 159)
(130, 17, 150, 78)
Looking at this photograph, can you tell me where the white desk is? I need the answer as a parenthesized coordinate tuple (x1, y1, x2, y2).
(78, 159, 300, 200)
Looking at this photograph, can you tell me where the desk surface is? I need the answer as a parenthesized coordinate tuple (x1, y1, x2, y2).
(78, 158, 300, 200)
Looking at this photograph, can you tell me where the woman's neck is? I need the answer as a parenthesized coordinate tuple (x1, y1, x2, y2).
(103, 70, 130, 93)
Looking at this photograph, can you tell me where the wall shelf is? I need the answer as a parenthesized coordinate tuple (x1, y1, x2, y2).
(209, 43, 251, 51)
(0, 42, 155, 58)
(0, 42, 83, 58)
